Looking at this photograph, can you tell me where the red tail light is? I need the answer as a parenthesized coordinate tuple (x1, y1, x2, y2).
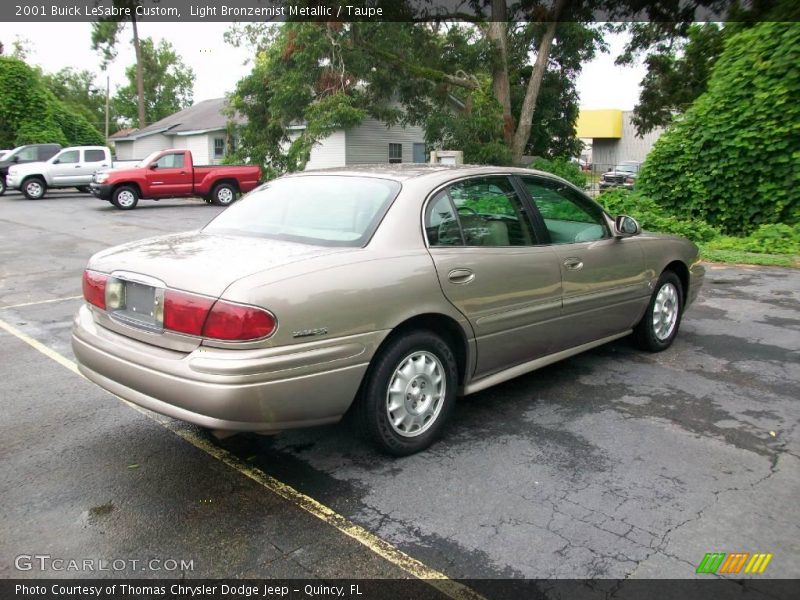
(83, 270, 107, 309)
(163, 290, 215, 336)
(163, 289, 276, 341)
(203, 300, 277, 341)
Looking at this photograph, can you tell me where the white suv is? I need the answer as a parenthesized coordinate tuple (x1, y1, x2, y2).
(6, 146, 112, 199)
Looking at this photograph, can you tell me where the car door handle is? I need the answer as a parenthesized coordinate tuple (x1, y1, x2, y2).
(448, 268, 475, 284)
(563, 257, 584, 271)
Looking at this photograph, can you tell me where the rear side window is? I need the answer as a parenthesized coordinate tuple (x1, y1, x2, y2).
(85, 149, 106, 162)
(425, 176, 536, 247)
(204, 176, 401, 247)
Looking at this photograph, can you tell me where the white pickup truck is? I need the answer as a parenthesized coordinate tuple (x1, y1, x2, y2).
(5, 146, 133, 199)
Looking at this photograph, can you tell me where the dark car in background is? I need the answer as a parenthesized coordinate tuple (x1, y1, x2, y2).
(0, 143, 62, 195)
(599, 161, 642, 191)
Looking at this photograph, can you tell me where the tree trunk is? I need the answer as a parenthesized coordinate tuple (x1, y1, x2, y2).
(510, 0, 568, 165)
(131, 15, 146, 128)
(488, 0, 513, 144)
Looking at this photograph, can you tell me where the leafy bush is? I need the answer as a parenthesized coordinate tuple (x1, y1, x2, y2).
(706, 224, 800, 255)
(637, 22, 800, 235)
(529, 157, 588, 189)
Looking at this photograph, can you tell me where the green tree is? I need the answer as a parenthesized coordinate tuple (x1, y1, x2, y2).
(615, 0, 800, 135)
(637, 22, 800, 235)
(227, 16, 599, 171)
(43, 68, 119, 136)
(0, 56, 104, 147)
(113, 38, 194, 126)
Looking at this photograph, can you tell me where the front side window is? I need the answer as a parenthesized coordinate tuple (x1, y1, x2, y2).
(153, 153, 184, 169)
(388, 143, 402, 164)
(56, 150, 80, 164)
(204, 175, 401, 247)
(522, 177, 609, 244)
(17, 147, 38, 161)
(213, 138, 225, 159)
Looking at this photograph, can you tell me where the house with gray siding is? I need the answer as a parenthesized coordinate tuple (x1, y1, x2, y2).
(111, 98, 428, 169)
(110, 98, 239, 165)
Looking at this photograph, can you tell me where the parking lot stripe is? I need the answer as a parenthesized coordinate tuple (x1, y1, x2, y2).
(0, 295, 83, 310)
(0, 316, 486, 600)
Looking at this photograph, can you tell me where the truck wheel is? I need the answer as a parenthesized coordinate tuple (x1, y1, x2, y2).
(211, 183, 237, 206)
(112, 186, 139, 210)
(22, 177, 47, 200)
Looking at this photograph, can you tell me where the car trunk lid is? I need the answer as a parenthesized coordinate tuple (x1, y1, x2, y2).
(87, 231, 350, 350)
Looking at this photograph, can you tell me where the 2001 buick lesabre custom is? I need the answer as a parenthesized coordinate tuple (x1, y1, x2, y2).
(72, 165, 704, 455)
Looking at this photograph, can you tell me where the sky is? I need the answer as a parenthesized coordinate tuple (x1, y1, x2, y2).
(0, 21, 646, 111)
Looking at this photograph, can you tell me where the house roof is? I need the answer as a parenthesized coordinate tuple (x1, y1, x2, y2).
(109, 127, 138, 139)
(112, 98, 243, 141)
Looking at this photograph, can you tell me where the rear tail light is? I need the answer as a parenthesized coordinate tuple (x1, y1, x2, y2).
(163, 289, 276, 341)
(163, 289, 215, 336)
(203, 300, 277, 341)
(82, 270, 107, 309)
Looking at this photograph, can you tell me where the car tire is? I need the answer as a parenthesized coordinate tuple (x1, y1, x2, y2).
(112, 185, 139, 210)
(355, 330, 458, 456)
(211, 182, 237, 206)
(633, 271, 684, 352)
(76, 186, 91, 194)
(22, 177, 47, 200)
(0, 177, 5, 196)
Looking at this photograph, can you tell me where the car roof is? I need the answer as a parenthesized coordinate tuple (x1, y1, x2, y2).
(283, 163, 566, 183)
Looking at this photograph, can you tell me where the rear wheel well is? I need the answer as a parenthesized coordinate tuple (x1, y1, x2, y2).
(212, 178, 240, 193)
(663, 260, 689, 299)
(376, 314, 469, 386)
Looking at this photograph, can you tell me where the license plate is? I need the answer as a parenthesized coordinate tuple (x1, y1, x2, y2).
(112, 280, 162, 330)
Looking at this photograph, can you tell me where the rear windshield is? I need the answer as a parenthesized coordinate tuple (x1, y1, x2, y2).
(203, 175, 401, 247)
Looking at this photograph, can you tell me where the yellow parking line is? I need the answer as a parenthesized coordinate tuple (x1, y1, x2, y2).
(0, 316, 485, 600)
(0, 295, 83, 310)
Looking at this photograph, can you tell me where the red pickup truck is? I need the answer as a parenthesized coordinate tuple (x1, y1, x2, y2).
(90, 149, 262, 210)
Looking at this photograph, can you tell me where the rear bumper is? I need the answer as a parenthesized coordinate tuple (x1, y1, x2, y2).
(72, 305, 377, 432)
(90, 183, 113, 200)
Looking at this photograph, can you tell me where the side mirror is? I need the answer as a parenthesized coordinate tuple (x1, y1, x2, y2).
(614, 215, 641, 237)
(11, 155, 19, 163)
(53, 159, 60, 164)
(149, 163, 158, 170)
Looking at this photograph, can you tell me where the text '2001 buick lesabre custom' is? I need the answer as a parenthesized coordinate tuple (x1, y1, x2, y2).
(72, 165, 704, 455)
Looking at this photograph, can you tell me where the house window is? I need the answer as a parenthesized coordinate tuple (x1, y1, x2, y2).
(213, 137, 225, 159)
(388, 143, 403, 164)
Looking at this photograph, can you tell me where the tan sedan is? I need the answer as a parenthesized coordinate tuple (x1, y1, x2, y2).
(72, 165, 704, 455)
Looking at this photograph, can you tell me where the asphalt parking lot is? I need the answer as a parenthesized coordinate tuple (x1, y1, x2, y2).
(1, 190, 798, 588)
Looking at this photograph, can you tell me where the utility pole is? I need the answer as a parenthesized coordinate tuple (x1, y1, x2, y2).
(105, 74, 110, 140)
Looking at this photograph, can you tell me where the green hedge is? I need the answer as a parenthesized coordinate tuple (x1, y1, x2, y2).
(597, 189, 799, 259)
(637, 22, 800, 236)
